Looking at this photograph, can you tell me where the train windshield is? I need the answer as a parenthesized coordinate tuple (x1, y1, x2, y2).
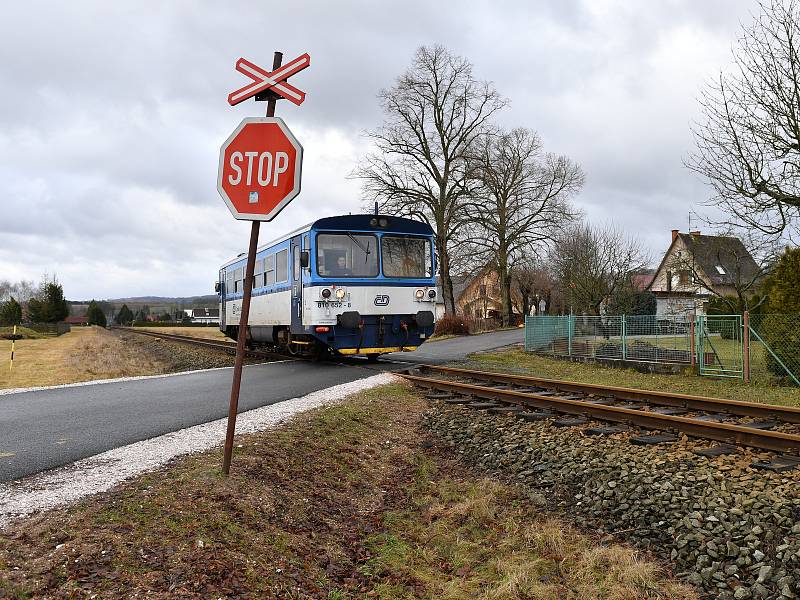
(317, 233, 378, 277)
(381, 236, 432, 278)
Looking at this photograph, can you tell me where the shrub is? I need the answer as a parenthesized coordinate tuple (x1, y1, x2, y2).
(85, 300, 107, 327)
(434, 314, 472, 336)
(0, 297, 22, 326)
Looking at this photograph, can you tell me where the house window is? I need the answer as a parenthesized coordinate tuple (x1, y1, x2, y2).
(679, 270, 689, 285)
(715, 265, 726, 275)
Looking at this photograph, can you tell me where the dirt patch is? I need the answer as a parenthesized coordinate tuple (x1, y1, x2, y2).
(0, 384, 694, 599)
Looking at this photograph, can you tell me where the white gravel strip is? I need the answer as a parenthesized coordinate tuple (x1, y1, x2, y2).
(0, 372, 399, 529)
(0, 361, 294, 397)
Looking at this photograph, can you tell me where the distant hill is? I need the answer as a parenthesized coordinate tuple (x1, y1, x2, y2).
(104, 295, 218, 304)
(68, 295, 218, 316)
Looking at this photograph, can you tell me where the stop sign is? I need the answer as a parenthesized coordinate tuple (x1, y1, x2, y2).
(217, 117, 303, 221)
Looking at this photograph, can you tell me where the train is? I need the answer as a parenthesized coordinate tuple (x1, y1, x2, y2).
(217, 213, 437, 360)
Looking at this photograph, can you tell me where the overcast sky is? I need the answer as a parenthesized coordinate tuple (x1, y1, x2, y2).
(0, 0, 761, 300)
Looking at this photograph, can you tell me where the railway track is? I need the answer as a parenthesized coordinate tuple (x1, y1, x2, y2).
(117, 328, 289, 361)
(402, 365, 800, 461)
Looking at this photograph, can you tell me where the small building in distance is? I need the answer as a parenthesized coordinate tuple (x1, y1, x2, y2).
(647, 229, 761, 318)
(63, 315, 89, 326)
(183, 308, 220, 325)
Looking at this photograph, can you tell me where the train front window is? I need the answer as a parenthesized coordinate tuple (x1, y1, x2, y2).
(317, 233, 378, 278)
(381, 236, 432, 278)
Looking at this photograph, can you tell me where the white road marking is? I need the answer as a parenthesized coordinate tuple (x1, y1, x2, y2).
(0, 373, 399, 529)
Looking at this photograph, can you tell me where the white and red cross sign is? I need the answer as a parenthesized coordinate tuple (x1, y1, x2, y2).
(227, 53, 311, 106)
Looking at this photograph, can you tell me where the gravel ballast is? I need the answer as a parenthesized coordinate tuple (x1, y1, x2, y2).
(424, 401, 800, 599)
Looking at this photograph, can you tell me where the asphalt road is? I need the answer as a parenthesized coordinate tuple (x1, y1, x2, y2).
(0, 328, 522, 482)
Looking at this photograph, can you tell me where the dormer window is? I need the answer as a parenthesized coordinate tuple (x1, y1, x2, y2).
(715, 265, 726, 275)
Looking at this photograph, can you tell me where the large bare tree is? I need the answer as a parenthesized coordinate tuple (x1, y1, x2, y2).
(355, 45, 506, 313)
(551, 223, 650, 315)
(687, 0, 800, 237)
(467, 128, 583, 325)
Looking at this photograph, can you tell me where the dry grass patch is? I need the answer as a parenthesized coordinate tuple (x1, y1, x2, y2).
(467, 349, 800, 407)
(0, 327, 166, 390)
(132, 326, 228, 341)
(361, 467, 695, 599)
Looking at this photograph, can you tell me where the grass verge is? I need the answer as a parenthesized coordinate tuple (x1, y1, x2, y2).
(465, 349, 800, 406)
(0, 382, 694, 598)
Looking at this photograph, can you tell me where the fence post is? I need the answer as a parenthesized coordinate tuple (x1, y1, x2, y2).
(568, 314, 573, 357)
(621, 315, 627, 360)
(690, 319, 696, 370)
(743, 311, 750, 383)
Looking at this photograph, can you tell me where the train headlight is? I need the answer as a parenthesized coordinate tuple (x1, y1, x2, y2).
(321, 288, 331, 299)
(415, 289, 425, 300)
(335, 288, 347, 300)
(428, 289, 436, 299)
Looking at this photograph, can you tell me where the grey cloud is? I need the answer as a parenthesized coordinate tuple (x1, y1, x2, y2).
(0, 0, 763, 298)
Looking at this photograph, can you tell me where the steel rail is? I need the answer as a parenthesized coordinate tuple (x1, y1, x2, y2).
(414, 364, 800, 424)
(402, 372, 800, 455)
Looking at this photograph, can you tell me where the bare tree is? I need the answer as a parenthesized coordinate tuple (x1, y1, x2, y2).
(513, 253, 556, 317)
(355, 45, 506, 313)
(663, 229, 777, 312)
(551, 223, 650, 315)
(0, 279, 37, 304)
(467, 127, 583, 325)
(687, 0, 800, 237)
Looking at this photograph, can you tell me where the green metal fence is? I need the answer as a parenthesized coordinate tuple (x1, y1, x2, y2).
(748, 314, 800, 386)
(696, 315, 743, 379)
(525, 313, 800, 386)
(525, 315, 693, 364)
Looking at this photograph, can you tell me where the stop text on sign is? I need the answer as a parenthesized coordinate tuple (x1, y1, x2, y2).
(227, 151, 289, 190)
(217, 117, 303, 221)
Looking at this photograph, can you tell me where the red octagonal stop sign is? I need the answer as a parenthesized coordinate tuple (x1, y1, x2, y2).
(217, 117, 303, 221)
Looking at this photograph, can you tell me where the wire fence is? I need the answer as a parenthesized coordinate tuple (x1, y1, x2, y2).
(525, 313, 800, 386)
(525, 315, 694, 364)
(748, 314, 800, 386)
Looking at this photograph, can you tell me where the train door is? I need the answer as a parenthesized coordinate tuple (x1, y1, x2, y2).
(219, 269, 226, 330)
(290, 235, 303, 333)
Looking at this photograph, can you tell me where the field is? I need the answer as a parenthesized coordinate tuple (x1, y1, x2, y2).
(0, 383, 694, 598)
(0, 326, 239, 390)
(0, 327, 168, 390)
(466, 349, 800, 407)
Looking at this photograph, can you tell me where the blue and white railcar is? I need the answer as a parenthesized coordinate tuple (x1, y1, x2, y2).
(217, 214, 437, 359)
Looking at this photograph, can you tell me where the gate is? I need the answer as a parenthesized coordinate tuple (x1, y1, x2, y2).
(696, 314, 743, 379)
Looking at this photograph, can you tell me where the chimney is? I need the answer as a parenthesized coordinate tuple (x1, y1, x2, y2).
(671, 229, 679, 242)
(690, 230, 701, 237)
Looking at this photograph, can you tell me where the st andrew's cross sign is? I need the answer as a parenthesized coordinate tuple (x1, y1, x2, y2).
(219, 51, 309, 475)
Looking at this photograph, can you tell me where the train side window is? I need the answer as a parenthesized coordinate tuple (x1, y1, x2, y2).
(254, 259, 265, 289)
(235, 267, 244, 293)
(293, 245, 300, 281)
(265, 254, 276, 285)
(226, 271, 234, 296)
(276, 249, 288, 282)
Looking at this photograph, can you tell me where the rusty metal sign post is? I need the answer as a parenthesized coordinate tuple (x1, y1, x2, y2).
(219, 51, 310, 475)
